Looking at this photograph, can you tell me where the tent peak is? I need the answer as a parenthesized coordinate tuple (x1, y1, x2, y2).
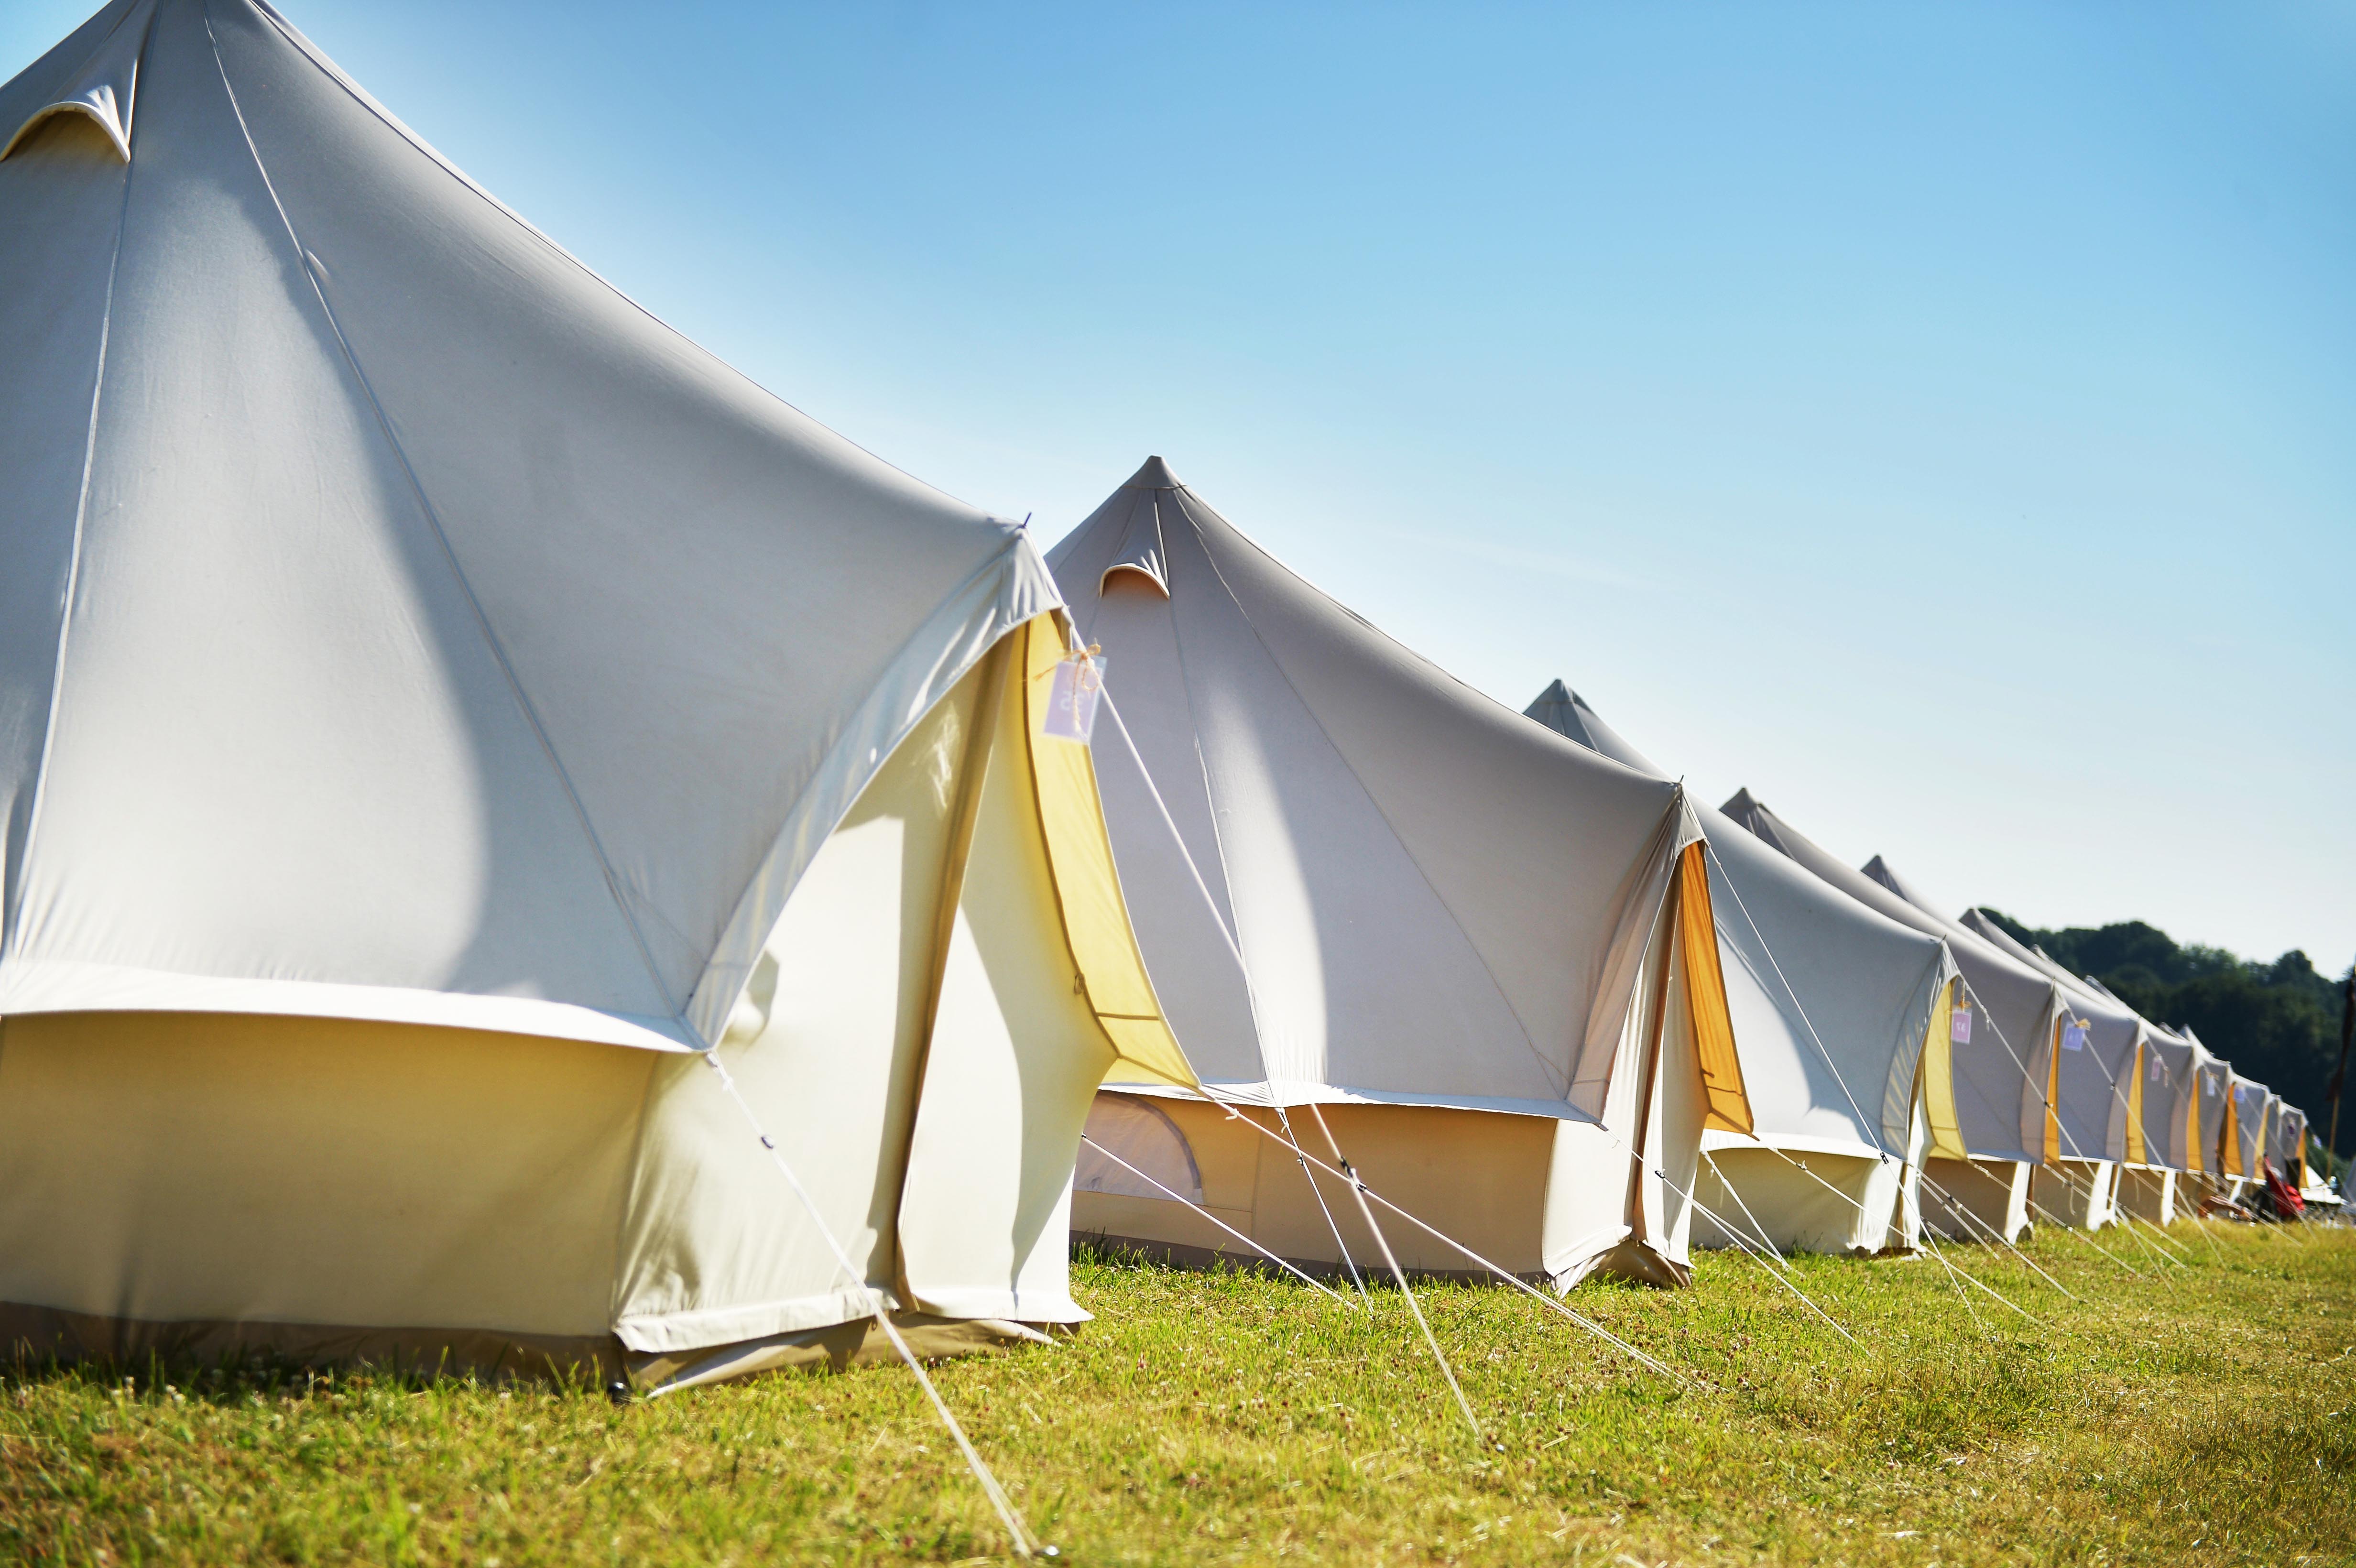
(1124, 455, 1183, 491)
(1720, 786, 1762, 817)
(1523, 680, 1664, 776)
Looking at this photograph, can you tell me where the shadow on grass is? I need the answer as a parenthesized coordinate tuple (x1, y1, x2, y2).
(2, 1343, 611, 1408)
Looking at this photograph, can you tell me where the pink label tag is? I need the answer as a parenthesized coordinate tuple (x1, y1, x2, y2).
(1950, 1010, 1972, 1045)
(1042, 656, 1106, 743)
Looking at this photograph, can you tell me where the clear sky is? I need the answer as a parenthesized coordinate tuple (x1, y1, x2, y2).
(10, 2, 2351, 970)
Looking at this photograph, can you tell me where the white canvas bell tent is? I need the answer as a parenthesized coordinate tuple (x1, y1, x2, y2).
(1052, 460, 1753, 1290)
(1525, 684, 1955, 1257)
(2279, 1106, 2331, 1202)
(2219, 1074, 2273, 1196)
(0, 0, 1195, 1391)
(1718, 799, 2058, 1242)
(2227, 1078, 2277, 1191)
(2263, 1098, 2297, 1188)
(2078, 974, 2199, 1224)
(1953, 914, 2142, 1229)
(2182, 1028, 2235, 1202)
(2125, 1020, 2199, 1224)
(2272, 1103, 2315, 1191)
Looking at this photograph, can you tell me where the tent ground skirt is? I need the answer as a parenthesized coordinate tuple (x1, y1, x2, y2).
(1070, 1096, 1664, 1289)
(628, 1315, 1063, 1394)
(0, 1301, 1058, 1393)
(1920, 1156, 2030, 1243)
(1693, 1147, 1911, 1255)
(1069, 1231, 1529, 1287)
(0, 1011, 650, 1372)
(2115, 1165, 2178, 1227)
(2032, 1158, 2118, 1230)
(1072, 1098, 1550, 1279)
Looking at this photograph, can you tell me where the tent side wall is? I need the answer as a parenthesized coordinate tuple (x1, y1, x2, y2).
(894, 617, 1165, 1321)
(1694, 1149, 1909, 1254)
(2142, 1041, 2195, 1172)
(2192, 1059, 2230, 1176)
(1071, 1098, 1558, 1278)
(1921, 1154, 2030, 1243)
(0, 1011, 650, 1379)
(1071, 866, 1734, 1290)
(613, 650, 999, 1357)
(2116, 1166, 2177, 1225)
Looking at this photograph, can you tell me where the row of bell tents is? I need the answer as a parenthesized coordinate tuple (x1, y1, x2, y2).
(1058, 463, 2326, 1288)
(0, 0, 2330, 1403)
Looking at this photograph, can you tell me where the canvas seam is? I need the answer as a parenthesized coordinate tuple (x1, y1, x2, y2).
(680, 540, 1035, 1045)
(0, 41, 144, 964)
(1156, 492, 1280, 1089)
(237, 0, 1006, 526)
(200, 0, 679, 1016)
(1162, 484, 1571, 1102)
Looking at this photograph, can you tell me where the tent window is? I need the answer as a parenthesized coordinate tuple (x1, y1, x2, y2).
(1074, 1093, 1202, 1204)
(1100, 564, 1168, 599)
(2, 104, 127, 163)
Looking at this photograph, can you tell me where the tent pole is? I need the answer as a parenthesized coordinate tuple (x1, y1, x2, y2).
(2330, 975, 2354, 1167)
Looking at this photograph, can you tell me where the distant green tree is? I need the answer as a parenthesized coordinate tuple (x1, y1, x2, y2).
(1978, 910, 2352, 1178)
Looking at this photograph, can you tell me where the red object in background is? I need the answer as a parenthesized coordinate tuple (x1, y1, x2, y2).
(2263, 1160, 2305, 1220)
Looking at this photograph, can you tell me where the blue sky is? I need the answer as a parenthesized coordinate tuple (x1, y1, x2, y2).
(10, 2, 2351, 969)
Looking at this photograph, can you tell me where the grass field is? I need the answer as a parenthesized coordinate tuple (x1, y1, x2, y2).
(4, 1220, 2351, 1566)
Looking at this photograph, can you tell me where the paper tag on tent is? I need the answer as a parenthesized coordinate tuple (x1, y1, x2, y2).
(1950, 1009, 1972, 1045)
(2062, 1023, 2088, 1052)
(1042, 655, 1106, 743)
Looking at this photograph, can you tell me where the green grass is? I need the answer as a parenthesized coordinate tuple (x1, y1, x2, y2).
(5, 1221, 2352, 1566)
